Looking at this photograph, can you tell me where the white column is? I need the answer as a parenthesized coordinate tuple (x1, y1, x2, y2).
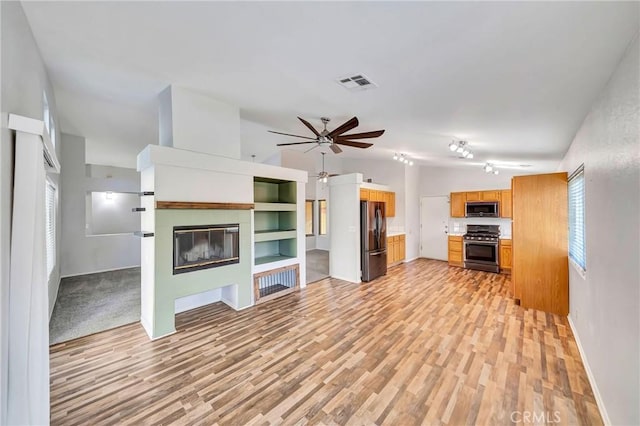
(7, 131, 50, 425)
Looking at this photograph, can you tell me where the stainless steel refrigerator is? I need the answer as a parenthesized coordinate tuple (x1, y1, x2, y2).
(360, 201, 387, 282)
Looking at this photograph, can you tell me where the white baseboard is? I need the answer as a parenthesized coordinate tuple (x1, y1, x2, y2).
(61, 264, 141, 279)
(140, 315, 175, 341)
(567, 315, 610, 425)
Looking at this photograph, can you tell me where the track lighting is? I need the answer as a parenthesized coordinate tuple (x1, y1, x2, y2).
(449, 140, 473, 159)
(483, 163, 499, 175)
(392, 153, 414, 166)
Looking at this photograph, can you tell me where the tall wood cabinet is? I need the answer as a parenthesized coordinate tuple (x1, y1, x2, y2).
(512, 173, 568, 315)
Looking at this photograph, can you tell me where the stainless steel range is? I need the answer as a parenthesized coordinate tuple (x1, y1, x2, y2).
(463, 224, 500, 273)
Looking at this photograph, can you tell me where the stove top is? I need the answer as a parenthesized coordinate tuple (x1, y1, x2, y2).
(463, 224, 500, 242)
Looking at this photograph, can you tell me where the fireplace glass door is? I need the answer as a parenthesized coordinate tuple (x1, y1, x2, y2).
(173, 224, 239, 274)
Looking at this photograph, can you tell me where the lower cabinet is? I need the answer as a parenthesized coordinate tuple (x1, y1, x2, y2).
(387, 234, 406, 265)
(499, 239, 512, 273)
(448, 236, 463, 267)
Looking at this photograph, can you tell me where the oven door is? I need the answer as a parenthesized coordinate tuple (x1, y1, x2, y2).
(464, 241, 498, 265)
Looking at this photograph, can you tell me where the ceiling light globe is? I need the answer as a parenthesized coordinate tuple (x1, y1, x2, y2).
(409, 161, 414, 166)
(494, 170, 499, 175)
(393, 154, 398, 160)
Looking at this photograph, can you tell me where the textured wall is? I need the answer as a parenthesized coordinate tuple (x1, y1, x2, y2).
(558, 34, 639, 425)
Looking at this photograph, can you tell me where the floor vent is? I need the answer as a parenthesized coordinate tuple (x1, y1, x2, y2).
(336, 74, 378, 91)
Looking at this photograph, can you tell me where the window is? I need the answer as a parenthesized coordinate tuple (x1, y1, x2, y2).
(43, 91, 56, 147)
(305, 200, 314, 236)
(319, 200, 327, 235)
(45, 180, 57, 278)
(43, 91, 50, 135)
(568, 165, 585, 272)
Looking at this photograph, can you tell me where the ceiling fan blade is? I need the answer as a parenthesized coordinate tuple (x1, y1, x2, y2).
(304, 145, 320, 153)
(269, 130, 317, 140)
(297, 117, 321, 137)
(277, 141, 316, 146)
(334, 140, 373, 149)
(330, 144, 343, 154)
(336, 130, 385, 140)
(327, 117, 359, 139)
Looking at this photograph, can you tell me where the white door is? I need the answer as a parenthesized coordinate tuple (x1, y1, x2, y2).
(420, 196, 449, 261)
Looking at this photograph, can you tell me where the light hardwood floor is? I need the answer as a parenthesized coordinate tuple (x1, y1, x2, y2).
(50, 259, 602, 425)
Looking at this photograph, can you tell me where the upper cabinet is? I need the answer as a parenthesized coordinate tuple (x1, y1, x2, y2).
(450, 192, 466, 218)
(500, 189, 512, 218)
(360, 189, 396, 217)
(449, 188, 511, 218)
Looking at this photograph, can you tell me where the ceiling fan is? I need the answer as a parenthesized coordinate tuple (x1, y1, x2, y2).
(269, 116, 385, 154)
(313, 152, 339, 183)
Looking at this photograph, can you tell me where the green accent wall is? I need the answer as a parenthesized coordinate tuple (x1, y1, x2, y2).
(152, 209, 252, 338)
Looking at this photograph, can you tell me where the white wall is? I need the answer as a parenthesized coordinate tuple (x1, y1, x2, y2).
(60, 133, 141, 277)
(0, 1, 61, 422)
(404, 164, 420, 261)
(558, 34, 639, 426)
(419, 165, 522, 196)
(159, 85, 241, 159)
(328, 173, 361, 282)
(88, 192, 140, 235)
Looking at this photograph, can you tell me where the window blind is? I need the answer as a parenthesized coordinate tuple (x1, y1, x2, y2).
(45, 182, 56, 278)
(568, 166, 585, 271)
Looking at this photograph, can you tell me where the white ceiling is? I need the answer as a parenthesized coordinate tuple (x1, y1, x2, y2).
(22, 1, 639, 171)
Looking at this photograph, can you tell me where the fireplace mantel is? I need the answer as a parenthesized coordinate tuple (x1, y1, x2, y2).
(156, 201, 254, 210)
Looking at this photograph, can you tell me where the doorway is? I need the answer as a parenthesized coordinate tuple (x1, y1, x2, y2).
(420, 196, 449, 261)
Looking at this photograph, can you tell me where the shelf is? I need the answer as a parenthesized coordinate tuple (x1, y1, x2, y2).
(255, 254, 296, 266)
(134, 231, 154, 237)
(254, 202, 297, 211)
(254, 230, 297, 242)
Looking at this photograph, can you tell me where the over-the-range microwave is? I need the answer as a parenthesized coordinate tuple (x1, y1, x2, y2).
(465, 202, 499, 218)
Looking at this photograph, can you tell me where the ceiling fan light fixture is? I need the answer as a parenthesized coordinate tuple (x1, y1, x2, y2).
(393, 153, 398, 160)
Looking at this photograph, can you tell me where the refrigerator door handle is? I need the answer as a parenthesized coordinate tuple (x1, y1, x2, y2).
(371, 251, 386, 256)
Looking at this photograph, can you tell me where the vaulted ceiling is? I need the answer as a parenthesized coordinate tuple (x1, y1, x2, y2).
(22, 1, 639, 171)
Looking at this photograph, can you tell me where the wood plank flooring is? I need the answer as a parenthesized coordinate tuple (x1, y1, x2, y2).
(50, 259, 602, 425)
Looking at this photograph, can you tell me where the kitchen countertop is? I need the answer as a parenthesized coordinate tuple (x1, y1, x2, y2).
(387, 232, 405, 237)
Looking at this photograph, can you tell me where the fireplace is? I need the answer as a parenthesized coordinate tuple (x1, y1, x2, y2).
(173, 224, 240, 274)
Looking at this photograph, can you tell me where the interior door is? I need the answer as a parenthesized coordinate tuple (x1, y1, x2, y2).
(420, 196, 449, 261)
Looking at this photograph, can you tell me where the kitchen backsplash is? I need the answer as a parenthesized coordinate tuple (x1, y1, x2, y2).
(449, 217, 512, 238)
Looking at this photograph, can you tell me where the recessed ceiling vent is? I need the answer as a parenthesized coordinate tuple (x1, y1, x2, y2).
(336, 74, 378, 91)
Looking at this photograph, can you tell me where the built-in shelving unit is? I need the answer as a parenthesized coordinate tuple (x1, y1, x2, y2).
(253, 177, 297, 266)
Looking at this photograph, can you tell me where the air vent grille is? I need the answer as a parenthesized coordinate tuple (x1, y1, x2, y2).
(336, 73, 378, 91)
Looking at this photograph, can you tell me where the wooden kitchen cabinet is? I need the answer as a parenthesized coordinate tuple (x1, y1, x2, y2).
(450, 192, 466, 218)
(512, 173, 568, 315)
(499, 239, 512, 272)
(465, 192, 481, 202)
(448, 236, 463, 267)
(480, 190, 501, 201)
(500, 189, 512, 218)
(387, 234, 405, 265)
(385, 192, 396, 217)
(360, 189, 396, 217)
